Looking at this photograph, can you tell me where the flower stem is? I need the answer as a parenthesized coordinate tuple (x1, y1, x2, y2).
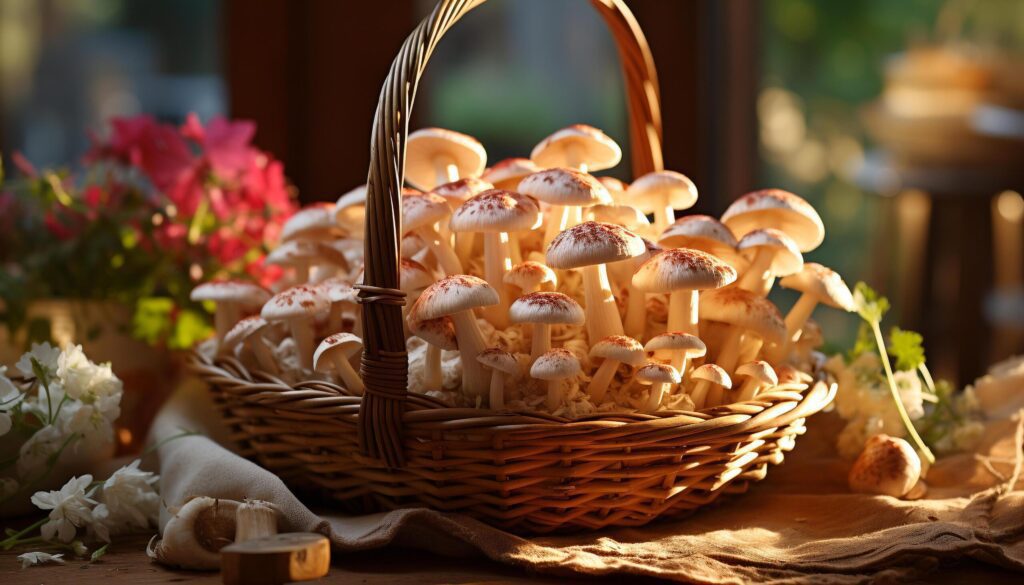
(1, 517, 46, 550)
(871, 321, 935, 464)
(919, 363, 937, 396)
(142, 428, 198, 458)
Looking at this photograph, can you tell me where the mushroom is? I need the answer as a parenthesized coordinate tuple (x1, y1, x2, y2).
(631, 248, 737, 337)
(588, 335, 645, 403)
(689, 363, 732, 410)
(848, 434, 922, 498)
(735, 228, 804, 296)
(518, 168, 611, 247)
(405, 127, 487, 190)
(334, 184, 367, 236)
(265, 240, 349, 285)
(234, 500, 279, 544)
(597, 176, 628, 202)
(698, 287, 787, 377)
(721, 189, 825, 253)
(530, 124, 621, 173)
(589, 203, 650, 232)
(147, 497, 240, 570)
(408, 275, 498, 398)
(626, 171, 699, 233)
(734, 360, 778, 402)
(407, 315, 457, 393)
(261, 285, 329, 369)
(779, 263, 854, 345)
(281, 203, 341, 242)
(402, 191, 464, 275)
(477, 348, 519, 410)
(504, 261, 557, 296)
(644, 332, 706, 377)
(190, 281, 271, 343)
(222, 316, 278, 374)
(636, 362, 682, 412)
(315, 278, 358, 333)
(622, 238, 663, 339)
(482, 157, 541, 190)
(509, 292, 584, 364)
(399, 258, 435, 327)
(313, 333, 364, 395)
(775, 364, 813, 390)
(530, 348, 581, 411)
(658, 215, 747, 272)
(546, 221, 646, 342)
(449, 190, 541, 327)
(401, 231, 434, 269)
(431, 177, 494, 262)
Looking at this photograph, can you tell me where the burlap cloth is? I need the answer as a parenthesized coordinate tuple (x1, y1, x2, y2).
(149, 380, 1024, 584)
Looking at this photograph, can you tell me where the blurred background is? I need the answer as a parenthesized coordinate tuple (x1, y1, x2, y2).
(2, 0, 1023, 386)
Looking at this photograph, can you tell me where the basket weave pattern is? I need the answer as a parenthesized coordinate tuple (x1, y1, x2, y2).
(190, 0, 837, 533)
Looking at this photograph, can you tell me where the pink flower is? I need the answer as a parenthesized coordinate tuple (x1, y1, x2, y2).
(182, 114, 257, 181)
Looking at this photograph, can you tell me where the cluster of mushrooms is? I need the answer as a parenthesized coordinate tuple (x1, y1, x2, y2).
(193, 124, 855, 417)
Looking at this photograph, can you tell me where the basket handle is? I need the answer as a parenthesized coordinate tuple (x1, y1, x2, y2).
(358, 0, 664, 467)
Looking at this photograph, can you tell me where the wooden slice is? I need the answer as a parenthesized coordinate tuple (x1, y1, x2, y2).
(221, 532, 330, 585)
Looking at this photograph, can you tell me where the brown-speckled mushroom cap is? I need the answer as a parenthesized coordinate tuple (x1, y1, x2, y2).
(546, 221, 646, 269)
(315, 278, 357, 304)
(482, 158, 541, 190)
(517, 168, 612, 208)
(589, 335, 645, 366)
(644, 332, 707, 357)
(402, 192, 452, 232)
(504, 261, 556, 291)
(281, 203, 339, 241)
(431, 177, 494, 208)
(407, 315, 458, 351)
(698, 287, 787, 345)
(530, 348, 581, 380)
(313, 332, 363, 371)
(400, 258, 434, 292)
(262, 285, 330, 321)
(636, 362, 682, 385)
(632, 248, 737, 293)
(265, 240, 347, 269)
(627, 171, 698, 212)
(598, 176, 628, 198)
(405, 127, 486, 190)
(779, 262, 855, 311)
(691, 363, 732, 388)
(509, 292, 584, 325)
(410, 275, 498, 321)
(735, 360, 779, 386)
(737, 228, 804, 276)
(590, 204, 650, 230)
(848, 434, 921, 497)
(530, 124, 621, 171)
(721, 189, 825, 253)
(191, 281, 271, 308)
(334, 184, 367, 227)
(477, 348, 520, 376)
(222, 316, 271, 351)
(449, 190, 541, 233)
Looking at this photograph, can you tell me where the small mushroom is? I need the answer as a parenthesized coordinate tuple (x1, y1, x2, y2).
(334, 184, 367, 236)
(644, 332, 706, 377)
(315, 278, 358, 334)
(313, 333, 364, 395)
(658, 214, 747, 272)
(222, 316, 278, 374)
(589, 203, 651, 235)
(265, 240, 349, 285)
(402, 191, 465, 275)
(597, 176, 628, 202)
(721, 188, 825, 253)
(407, 315, 457, 393)
(405, 127, 487, 190)
(509, 292, 584, 364)
(622, 238, 663, 339)
(530, 348, 581, 411)
(482, 157, 541, 190)
(190, 281, 271, 343)
(779, 263, 854, 345)
(735, 228, 803, 296)
(636, 362, 682, 412)
(261, 285, 329, 369)
(148, 497, 240, 570)
(530, 124, 621, 173)
(399, 258, 435, 327)
(281, 203, 341, 242)
(518, 168, 611, 247)
(504, 261, 557, 296)
(626, 171, 699, 233)
(698, 287, 787, 376)
(689, 363, 732, 410)
(588, 335, 645, 402)
(775, 364, 813, 390)
(734, 360, 778, 402)
(848, 434, 922, 498)
(431, 177, 494, 262)
(632, 248, 737, 337)
(477, 348, 519, 410)
(234, 500, 279, 543)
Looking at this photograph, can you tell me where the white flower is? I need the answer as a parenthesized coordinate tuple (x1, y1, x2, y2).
(0, 366, 21, 408)
(55, 345, 122, 403)
(91, 459, 160, 542)
(30, 475, 97, 543)
(15, 342, 61, 378)
(57, 402, 114, 452)
(17, 425, 66, 479)
(18, 551, 65, 568)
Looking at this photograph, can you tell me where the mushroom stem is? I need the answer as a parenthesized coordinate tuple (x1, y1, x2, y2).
(624, 285, 647, 339)
(416, 225, 463, 275)
(328, 303, 343, 333)
(546, 379, 564, 411)
(450, 310, 489, 398)
(542, 205, 570, 247)
(530, 323, 551, 364)
(506, 232, 522, 265)
(423, 344, 443, 391)
(482, 232, 512, 328)
(736, 378, 762, 402)
(213, 304, 241, 343)
(784, 293, 820, 341)
(738, 334, 765, 366)
(432, 154, 460, 186)
(489, 371, 506, 411)
(705, 329, 743, 407)
(581, 264, 624, 342)
(288, 317, 315, 370)
(330, 353, 364, 395)
(666, 290, 699, 336)
(588, 358, 619, 403)
(652, 199, 674, 233)
(644, 382, 668, 412)
(737, 247, 773, 294)
(294, 259, 312, 284)
(690, 380, 712, 410)
(248, 336, 279, 375)
(564, 142, 589, 172)
(455, 232, 475, 265)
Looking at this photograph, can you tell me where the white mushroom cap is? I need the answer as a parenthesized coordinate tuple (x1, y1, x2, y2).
(313, 332, 363, 371)
(261, 285, 330, 321)
(721, 189, 825, 253)
(658, 215, 746, 270)
(597, 176, 628, 200)
(590, 204, 650, 231)
(482, 158, 541, 190)
(449, 190, 541, 233)
(509, 292, 584, 325)
(402, 192, 452, 232)
(222, 316, 271, 351)
(315, 278, 357, 303)
(530, 348, 581, 380)
(779, 262, 855, 311)
(546, 221, 646, 269)
(627, 171, 698, 212)
(431, 177, 494, 209)
(402, 231, 427, 258)
(632, 248, 737, 293)
(589, 335, 645, 365)
(698, 287, 787, 345)
(735, 361, 779, 387)
(191, 281, 271, 308)
(775, 364, 813, 386)
(504, 261, 557, 291)
(400, 258, 434, 292)
(517, 168, 612, 208)
(691, 363, 732, 388)
(407, 315, 458, 351)
(644, 332, 707, 357)
(335, 184, 367, 228)
(531, 124, 621, 171)
(737, 228, 804, 276)
(848, 434, 922, 498)
(265, 240, 347, 269)
(636, 362, 681, 385)
(477, 348, 519, 376)
(409, 275, 498, 321)
(405, 128, 487, 190)
(281, 203, 339, 241)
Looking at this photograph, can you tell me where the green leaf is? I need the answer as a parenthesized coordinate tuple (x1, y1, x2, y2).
(90, 543, 109, 562)
(848, 322, 876, 361)
(852, 281, 890, 324)
(889, 327, 926, 371)
(169, 309, 212, 350)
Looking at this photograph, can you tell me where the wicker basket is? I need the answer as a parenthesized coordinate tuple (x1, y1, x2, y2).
(191, 0, 837, 534)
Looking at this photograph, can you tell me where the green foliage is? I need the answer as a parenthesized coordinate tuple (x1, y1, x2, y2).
(888, 327, 926, 371)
